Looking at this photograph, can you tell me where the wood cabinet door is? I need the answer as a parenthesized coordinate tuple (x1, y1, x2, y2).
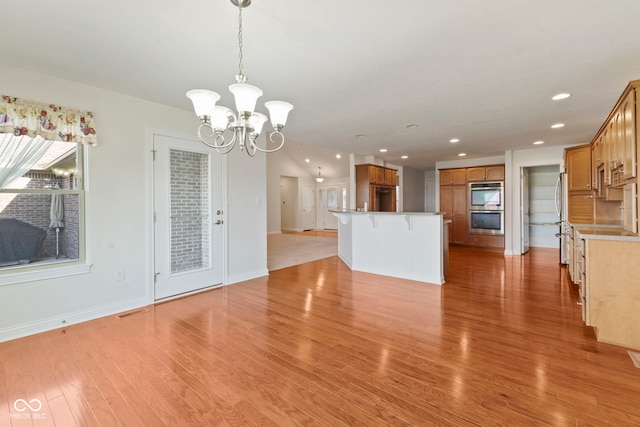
(602, 128, 611, 186)
(366, 165, 377, 184)
(451, 169, 466, 185)
(440, 169, 453, 185)
(441, 168, 467, 185)
(567, 192, 594, 223)
(622, 89, 637, 180)
(485, 165, 505, 181)
(439, 186, 453, 243)
(451, 185, 468, 244)
(375, 166, 385, 185)
(466, 167, 486, 182)
(566, 145, 592, 191)
(384, 168, 396, 186)
(610, 113, 620, 171)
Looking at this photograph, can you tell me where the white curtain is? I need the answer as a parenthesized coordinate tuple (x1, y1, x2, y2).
(0, 133, 52, 189)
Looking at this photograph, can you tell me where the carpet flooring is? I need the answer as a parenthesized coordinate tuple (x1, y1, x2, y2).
(267, 233, 338, 271)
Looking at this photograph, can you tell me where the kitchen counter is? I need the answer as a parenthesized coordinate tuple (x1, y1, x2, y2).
(332, 211, 449, 285)
(574, 225, 640, 241)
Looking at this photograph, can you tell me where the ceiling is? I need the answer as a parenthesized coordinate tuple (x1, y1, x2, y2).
(4, 0, 640, 178)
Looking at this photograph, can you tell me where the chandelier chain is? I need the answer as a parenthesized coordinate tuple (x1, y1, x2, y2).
(237, 6, 244, 77)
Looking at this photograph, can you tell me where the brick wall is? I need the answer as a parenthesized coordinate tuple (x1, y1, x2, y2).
(0, 172, 79, 260)
(169, 149, 210, 274)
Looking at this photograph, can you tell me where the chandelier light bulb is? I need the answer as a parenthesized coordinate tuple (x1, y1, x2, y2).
(186, 89, 220, 118)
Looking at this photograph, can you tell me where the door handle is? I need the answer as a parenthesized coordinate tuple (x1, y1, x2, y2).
(215, 220, 224, 225)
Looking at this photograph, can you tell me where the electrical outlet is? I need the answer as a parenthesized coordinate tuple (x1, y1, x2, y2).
(115, 269, 125, 281)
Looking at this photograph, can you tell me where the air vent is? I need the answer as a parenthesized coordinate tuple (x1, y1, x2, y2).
(117, 308, 148, 319)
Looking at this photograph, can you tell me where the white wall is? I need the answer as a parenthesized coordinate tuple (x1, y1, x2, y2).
(266, 148, 312, 233)
(425, 170, 436, 212)
(0, 63, 267, 341)
(402, 166, 427, 212)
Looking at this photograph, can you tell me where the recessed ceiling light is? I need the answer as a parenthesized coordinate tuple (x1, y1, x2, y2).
(551, 123, 565, 129)
(379, 148, 388, 153)
(458, 153, 466, 157)
(356, 134, 367, 138)
(449, 138, 460, 143)
(305, 158, 310, 163)
(336, 154, 341, 159)
(401, 155, 408, 159)
(533, 140, 545, 145)
(406, 124, 419, 129)
(552, 93, 571, 101)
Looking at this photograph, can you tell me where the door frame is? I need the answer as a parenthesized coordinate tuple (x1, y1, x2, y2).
(147, 128, 228, 303)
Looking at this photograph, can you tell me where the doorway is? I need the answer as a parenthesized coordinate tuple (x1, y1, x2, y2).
(302, 184, 315, 230)
(152, 132, 224, 301)
(521, 165, 561, 251)
(316, 183, 347, 229)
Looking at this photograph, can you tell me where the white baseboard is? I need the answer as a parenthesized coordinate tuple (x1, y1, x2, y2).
(0, 297, 150, 343)
(227, 268, 269, 285)
(267, 230, 283, 235)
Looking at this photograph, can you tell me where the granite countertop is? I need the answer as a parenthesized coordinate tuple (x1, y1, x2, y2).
(331, 210, 445, 216)
(575, 226, 640, 242)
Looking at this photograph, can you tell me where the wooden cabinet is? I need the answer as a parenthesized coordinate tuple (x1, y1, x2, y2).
(439, 168, 468, 244)
(565, 144, 595, 224)
(582, 238, 640, 349)
(566, 144, 592, 191)
(439, 184, 467, 244)
(567, 192, 594, 223)
(384, 168, 397, 186)
(586, 81, 640, 230)
(439, 165, 505, 247)
(621, 89, 637, 181)
(466, 234, 504, 249)
(466, 165, 505, 182)
(440, 168, 466, 185)
(355, 164, 397, 211)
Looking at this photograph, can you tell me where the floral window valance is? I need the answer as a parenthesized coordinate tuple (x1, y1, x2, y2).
(0, 95, 98, 146)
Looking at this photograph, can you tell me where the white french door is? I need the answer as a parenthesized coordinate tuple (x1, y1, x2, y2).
(153, 133, 224, 301)
(302, 185, 315, 230)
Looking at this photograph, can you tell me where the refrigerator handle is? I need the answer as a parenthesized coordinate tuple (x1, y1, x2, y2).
(554, 176, 561, 217)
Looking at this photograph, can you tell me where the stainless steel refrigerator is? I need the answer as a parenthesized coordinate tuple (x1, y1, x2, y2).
(555, 171, 569, 264)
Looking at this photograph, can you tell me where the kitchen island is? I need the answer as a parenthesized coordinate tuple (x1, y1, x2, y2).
(333, 211, 450, 285)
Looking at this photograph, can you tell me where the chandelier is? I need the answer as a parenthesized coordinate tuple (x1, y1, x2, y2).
(186, 0, 293, 156)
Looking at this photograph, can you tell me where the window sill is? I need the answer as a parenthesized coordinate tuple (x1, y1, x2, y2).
(0, 262, 92, 286)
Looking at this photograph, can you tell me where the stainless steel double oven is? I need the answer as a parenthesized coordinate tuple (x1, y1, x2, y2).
(468, 181, 504, 236)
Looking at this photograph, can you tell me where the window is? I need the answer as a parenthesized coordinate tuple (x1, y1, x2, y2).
(0, 140, 84, 273)
(0, 94, 96, 281)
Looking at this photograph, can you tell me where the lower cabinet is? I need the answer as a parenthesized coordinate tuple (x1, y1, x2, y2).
(440, 185, 467, 244)
(581, 238, 640, 350)
(568, 192, 595, 223)
(466, 234, 504, 248)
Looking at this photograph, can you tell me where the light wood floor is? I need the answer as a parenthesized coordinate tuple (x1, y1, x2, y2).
(2, 247, 639, 426)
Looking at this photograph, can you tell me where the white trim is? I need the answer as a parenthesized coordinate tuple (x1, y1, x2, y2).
(0, 297, 148, 343)
(0, 263, 91, 287)
(227, 268, 269, 285)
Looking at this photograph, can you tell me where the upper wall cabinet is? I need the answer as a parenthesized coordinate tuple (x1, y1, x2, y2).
(566, 144, 592, 192)
(440, 168, 466, 185)
(466, 165, 505, 182)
